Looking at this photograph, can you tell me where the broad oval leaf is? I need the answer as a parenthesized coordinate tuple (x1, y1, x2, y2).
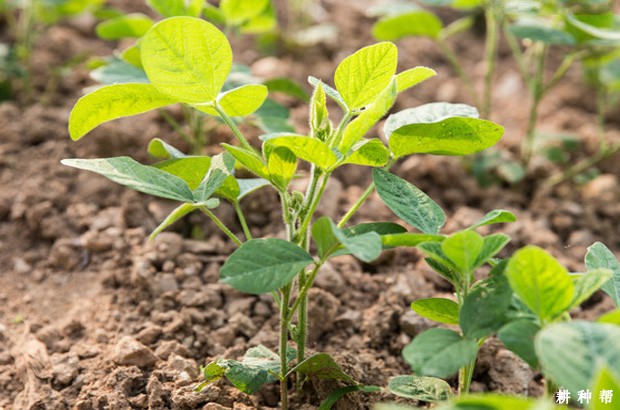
(69, 83, 175, 140)
(585, 242, 620, 307)
(441, 230, 484, 274)
(411, 298, 459, 325)
(264, 135, 338, 170)
(61, 157, 194, 202)
(312, 217, 382, 262)
(395, 66, 437, 93)
(385, 104, 504, 157)
(267, 146, 297, 190)
(220, 238, 314, 294)
(385, 103, 479, 137)
(141, 17, 232, 103)
(342, 139, 390, 167)
(96, 13, 154, 40)
(460, 275, 512, 339)
(505, 246, 574, 321)
(155, 157, 211, 189)
(388, 375, 453, 402)
(221, 0, 269, 25)
(472, 233, 510, 269)
(403, 328, 478, 378)
(536, 321, 620, 394)
(222, 144, 269, 178)
(372, 11, 443, 41)
(498, 319, 540, 369)
(334, 42, 398, 110)
(192, 153, 236, 203)
(373, 169, 445, 234)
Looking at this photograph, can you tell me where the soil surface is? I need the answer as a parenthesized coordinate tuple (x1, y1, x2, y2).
(1, 1, 619, 409)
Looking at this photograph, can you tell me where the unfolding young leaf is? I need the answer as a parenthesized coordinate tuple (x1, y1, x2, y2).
(388, 375, 453, 402)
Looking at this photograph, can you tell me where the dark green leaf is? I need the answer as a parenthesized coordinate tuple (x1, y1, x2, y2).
(441, 230, 484, 274)
(472, 234, 510, 269)
(460, 275, 512, 339)
(293, 353, 356, 384)
(373, 169, 445, 234)
(220, 239, 314, 294)
(403, 328, 478, 378)
(470, 210, 516, 230)
(498, 320, 540, 368)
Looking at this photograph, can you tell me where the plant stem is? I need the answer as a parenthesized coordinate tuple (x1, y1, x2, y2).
(482, 2, 500, 118)
(337, 182, 375, 228)
(543, 142, 620, 188)
(159, 108, 194, 147)
(234, 202, 252, 240)
(214, 103, 255, 152)
(297, 173, 330, 244)
(199, 207, 243, 247)
(287, 264, 322, 322)
(522, 43, 547, 166)
(279, 284, 291, 410)
(437, 39, 480, 108)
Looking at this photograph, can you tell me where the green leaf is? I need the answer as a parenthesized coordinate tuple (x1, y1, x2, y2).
(381, 233, 444, 248)
(312, 217, 382, 262)
(222, 144, 269, 178)
(411, 298, 459, 325)
(293, 353, 356, 384)
(598, 309, 620, 325)
(194, 84, 268, 117)
(61, 157, 194, 202)
(220, 238, 314, 294)
(403, 328, 478, 378)
(372, 11, 443, 41)
(339, 80, 396, 153)
(418, 242, 459, 275)
(585, 242, 620, 307)
(505, 246, 574, 321)
(473, 234, 510, 269)
(342, 139, 390, 167)
(508, 19, 577, 45)
(267, 146, 297, 190)
(141, 17, 232, 103)
(566, 14, 620, 42)
(334, 42, 398, 110)
(96, 13, 154, 40)
(155, 157, 211, 189)
(373, 169, 445, 234)
(310, 81, 330, 140)
(498, 320, 540, 368)
(149, 202, 203, 240)
(318, 385, 381, 410)
(591, 367, 620, 410)
(147, 0, 203, 17)
(263, 135, 338, 170)
(264, 77, 310, 102)
(460, 275, 512, 339)
(470, 209, 516, 230)
(441, 230, 484, 274)
(395, 66, 436, 93)
(342, 222, 407, 237)
(567, 269, 612, 310)
(308, 76, 347, 111)
(536, 321, 620, 394)
(193, 153, 235, 203)
(69, 83, 175, 140)
(221, 0, 269, 25)
(147, 137, 186, 159)
(236, 178, 269, 201)
(385, 103, 504, 157)
(388, 375, 453, 402)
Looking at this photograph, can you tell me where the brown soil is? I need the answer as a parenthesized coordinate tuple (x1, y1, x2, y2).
(1, 1, 619, 409)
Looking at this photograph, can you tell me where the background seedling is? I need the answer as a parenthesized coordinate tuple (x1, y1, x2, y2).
(63, 15, 504, 409)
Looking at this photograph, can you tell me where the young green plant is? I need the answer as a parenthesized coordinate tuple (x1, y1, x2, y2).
(63, 16, 504, 409)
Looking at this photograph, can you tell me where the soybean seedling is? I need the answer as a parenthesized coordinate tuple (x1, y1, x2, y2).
(62, 16, 504, 409)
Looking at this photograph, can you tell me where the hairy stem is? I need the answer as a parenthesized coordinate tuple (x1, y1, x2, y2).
(199, 207, 243, 247)
(279, 284, 291, 410)
(214, 103, 254, 152)
(234, 203, 252, 240)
